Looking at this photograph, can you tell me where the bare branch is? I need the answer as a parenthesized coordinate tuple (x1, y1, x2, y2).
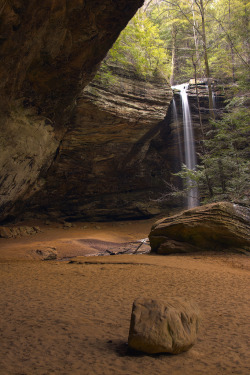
(211, 14, 250, 67)
(162, 0, 202, 36)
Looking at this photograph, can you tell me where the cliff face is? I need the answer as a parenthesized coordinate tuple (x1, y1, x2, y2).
(23, 66, 173, 221)
(1, 2, 223, 222)
(0, 0, 144, 221)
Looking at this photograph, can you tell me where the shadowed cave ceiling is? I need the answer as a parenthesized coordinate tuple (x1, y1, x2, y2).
(0, 0, 178, 222)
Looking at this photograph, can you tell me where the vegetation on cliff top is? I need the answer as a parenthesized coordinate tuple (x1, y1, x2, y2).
(97, 0, 249, 207)
(98, 0, 249, 84)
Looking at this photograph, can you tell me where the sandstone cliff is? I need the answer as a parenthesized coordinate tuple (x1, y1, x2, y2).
(22, 65, 173, 221)
(0, 2, 225, 222)
(0, 0, 143, 221)
(149, 202, 250, 254)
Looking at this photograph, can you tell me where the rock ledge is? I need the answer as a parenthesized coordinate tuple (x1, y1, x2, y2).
(149, 202, 250, 254)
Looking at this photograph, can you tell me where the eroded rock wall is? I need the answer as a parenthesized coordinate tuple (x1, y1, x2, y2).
(0, 0, 144, 221)
(23, 66, 173, 221)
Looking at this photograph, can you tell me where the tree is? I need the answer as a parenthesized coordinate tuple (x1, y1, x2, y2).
(174, 95, 250, 205)
(150, 0, 196, 84)
(201, 95, 250, 204)
(194, 0, 215, 118)
(208, 0, 250, 82)
(96, 0, 250, 206)
(105, 9, 171, 79)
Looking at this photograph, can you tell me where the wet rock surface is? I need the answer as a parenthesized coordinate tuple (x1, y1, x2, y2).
(149, 202, 250, 254)
(70, 238, 151, 257)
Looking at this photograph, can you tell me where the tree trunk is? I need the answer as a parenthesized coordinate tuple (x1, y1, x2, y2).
(198, 0, 215, 119)
(228, 0, 236, 82)
(191, 0, 200, 67)
(218, 159, 226, 194)
(193, 57, 214, 198)
(170, 24, 177, 86)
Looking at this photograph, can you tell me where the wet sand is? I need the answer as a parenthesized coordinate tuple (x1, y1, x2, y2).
(0, 220, 249, 375)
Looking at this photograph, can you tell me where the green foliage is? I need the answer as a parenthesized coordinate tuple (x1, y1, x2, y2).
(202, 95, 250, 202)
(172, 164, 204, 198)
(97, 0, 249, 84)
(174, 94, 250, 205)
(95, 0, 250, 206)
(150, 0, 196, 83)
(107, 10, 171, 79)
(94, 63, 118, 87)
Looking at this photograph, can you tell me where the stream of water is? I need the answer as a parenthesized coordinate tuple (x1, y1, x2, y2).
(172, 83, 199, 209)
(172, 98, 184, 166)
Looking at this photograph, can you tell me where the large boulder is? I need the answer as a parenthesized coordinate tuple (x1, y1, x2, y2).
(149, 202, 250, 254)
(128, 298, 199, 354)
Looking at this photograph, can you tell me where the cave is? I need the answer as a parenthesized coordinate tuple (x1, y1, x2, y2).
(1, 0, 153, 223)
(0, 0, 227, 224)
(0, 3, 249, 375)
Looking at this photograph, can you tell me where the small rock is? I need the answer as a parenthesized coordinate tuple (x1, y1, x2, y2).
(35, 247, 57, 260)
(128, 298, 199, 355)
(0, 227, 13, 238)
(63, 222, 72, 228)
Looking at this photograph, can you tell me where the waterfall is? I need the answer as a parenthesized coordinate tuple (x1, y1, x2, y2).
(172, 83, 199, 209)
(172, 98, 184, 166)
(212, 91, 216, 109)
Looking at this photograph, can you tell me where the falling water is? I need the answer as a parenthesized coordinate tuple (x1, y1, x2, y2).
(172, 83, 199, 209)
(212, 91, 216, 108)
(172, 98, 184, 166)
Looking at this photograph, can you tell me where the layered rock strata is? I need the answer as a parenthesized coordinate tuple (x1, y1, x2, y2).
(23, 65, 173, 221)
(149, 202, 250, 254)
(0, 0, 143, 221)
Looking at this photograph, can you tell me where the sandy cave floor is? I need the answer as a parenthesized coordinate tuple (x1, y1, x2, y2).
(0, 219, 249, 375)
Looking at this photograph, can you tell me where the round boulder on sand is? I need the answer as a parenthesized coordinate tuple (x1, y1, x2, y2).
(128, 298, 200, 354)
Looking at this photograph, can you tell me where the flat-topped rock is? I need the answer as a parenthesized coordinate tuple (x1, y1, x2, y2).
(149, 202, 250, 254)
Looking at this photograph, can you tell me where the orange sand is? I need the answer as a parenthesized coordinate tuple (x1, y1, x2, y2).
(0, 220, 249, 375)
